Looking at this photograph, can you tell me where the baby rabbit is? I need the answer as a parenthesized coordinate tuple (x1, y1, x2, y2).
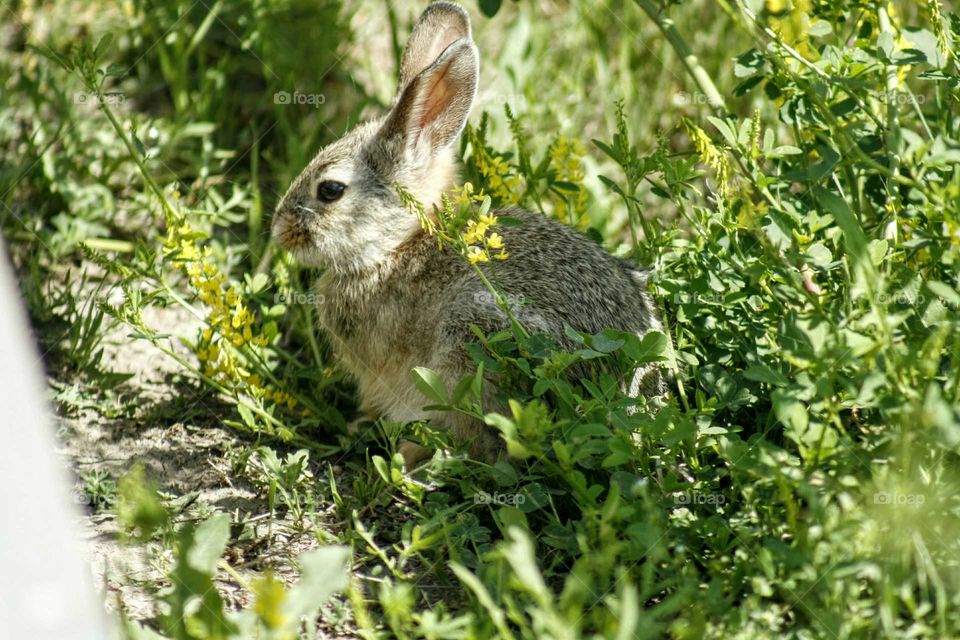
(272, 2, 666, 465)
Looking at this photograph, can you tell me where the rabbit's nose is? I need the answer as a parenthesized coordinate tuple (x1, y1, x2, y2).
(293, 200, 319, 220)
(280, 197, 305, 219)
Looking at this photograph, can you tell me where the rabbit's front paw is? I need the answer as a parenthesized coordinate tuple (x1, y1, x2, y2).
(398, 440, 435, 470)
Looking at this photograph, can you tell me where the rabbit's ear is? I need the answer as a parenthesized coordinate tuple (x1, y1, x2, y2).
(398, 2, 472, 92)
(380, 38, 478, 158)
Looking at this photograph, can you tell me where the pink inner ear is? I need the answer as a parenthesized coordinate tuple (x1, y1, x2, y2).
(414, 61, 456, 146)
(404, 27, 464, 88)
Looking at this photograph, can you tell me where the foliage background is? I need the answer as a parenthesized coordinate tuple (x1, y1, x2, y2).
(1, 0, 959, 638)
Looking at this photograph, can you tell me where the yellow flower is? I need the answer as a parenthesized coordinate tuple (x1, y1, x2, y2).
(487, 232, 504, 250)
(467, 246, 489, 264)
(683, 118, 731, 200)
(163, 201, 313, 415)
(466, 128, 523, 203)
(548, 135, 589, 228)
(463, 220, 487, 244)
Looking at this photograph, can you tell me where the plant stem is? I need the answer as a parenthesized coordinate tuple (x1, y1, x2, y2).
(473, 263, 530, 339)
(877, 2, 902, 244)
(92, 81, 181, 226)
(633, 0, 728, 113)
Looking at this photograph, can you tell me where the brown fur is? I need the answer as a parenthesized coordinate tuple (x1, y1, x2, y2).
(272, 2, 667, 462)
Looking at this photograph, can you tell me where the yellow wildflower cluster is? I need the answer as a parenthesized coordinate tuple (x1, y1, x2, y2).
(467, 129, 523, 203)
(682, 118, 731, 200)
(396, 182, 436, 237)
(165, 222, 294, 410)
(734, 182, 769, 229)
(927, 0, 950, 57)
(548, 135, 589, 229)
(456, 183, 509, 264)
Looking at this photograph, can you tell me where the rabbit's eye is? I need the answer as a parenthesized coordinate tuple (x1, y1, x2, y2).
(316, 180, 347, 203)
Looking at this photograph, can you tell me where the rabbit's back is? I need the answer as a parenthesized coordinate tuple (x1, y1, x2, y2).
(435, 208, 667, 402)
(471, 208, 659, 337)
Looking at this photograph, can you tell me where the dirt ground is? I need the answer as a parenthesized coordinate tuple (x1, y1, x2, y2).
(54, 301, 354, 634)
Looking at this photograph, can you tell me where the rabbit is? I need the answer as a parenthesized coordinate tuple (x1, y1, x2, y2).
(272, 1, 667, 466)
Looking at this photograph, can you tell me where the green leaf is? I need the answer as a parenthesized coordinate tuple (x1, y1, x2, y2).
(743, 365, 788, 387)
(927, 281, 960, 307)
(518, 483, 550, 513)
(733, 48, 765, 78)
(804, 242, 833, 267)
(621, 331, 668, 364)
(615, 583, 641, 640)
(812, 187, 871, 275)
(593, 140, 623, 164)
(768, 145, 802, 157)
(248, 272, 269, 293)
(478, 0, 502, 18)
(94, 34, 115, 62)
(492, 460, 519, 486)
(868, 239, 888, 266)
(412, 367, 448, 404)
(495, 505, 529, 531)
(451, 563, 510, 635)
(187, 513, 231, 574)
(597, 174, 626, 197)
(372, 455, 391, 484)
(237, 403, 257, 430)
(771, 390, 809, 435)
(902, 27, 946, 68)
(132, 134, 147, 158)
(707, 116, 738, 147)
(590, 331, 625, 353)
(808, 20, 832, 37)
(284, 546, 351, 622)
(783, 146, 839, 181)
(502, 528, 549, 600)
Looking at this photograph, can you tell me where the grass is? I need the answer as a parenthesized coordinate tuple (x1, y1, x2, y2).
(2, 0, 960, 638)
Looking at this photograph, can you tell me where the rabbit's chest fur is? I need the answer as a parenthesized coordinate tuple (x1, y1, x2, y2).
(313, 229, 473, 419)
